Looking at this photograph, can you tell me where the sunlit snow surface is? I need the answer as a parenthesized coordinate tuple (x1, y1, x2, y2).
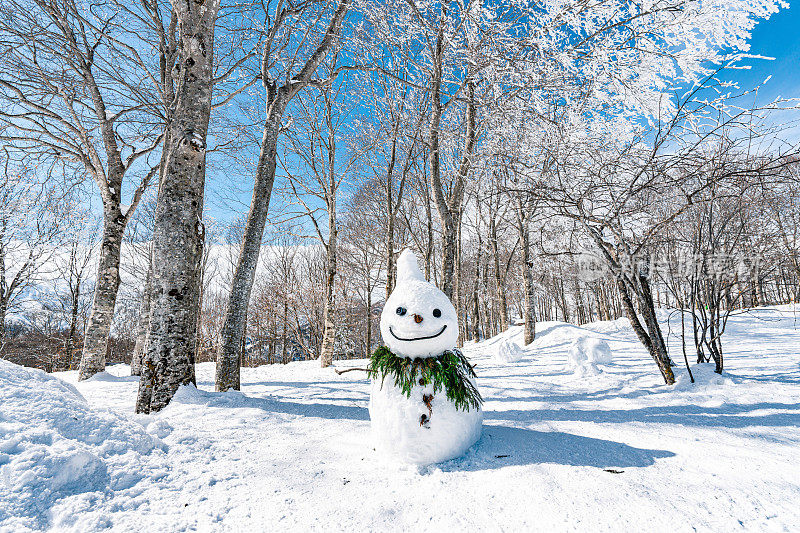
(2, 306, 800, 531)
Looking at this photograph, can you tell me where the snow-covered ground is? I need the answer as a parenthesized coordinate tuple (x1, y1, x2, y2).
(2, 306, 800, 531)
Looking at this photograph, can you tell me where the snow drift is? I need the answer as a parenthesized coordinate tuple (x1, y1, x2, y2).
(494, 337, 525, 363)
(567, 336, 614, 376)
(0, 360, 163, 530)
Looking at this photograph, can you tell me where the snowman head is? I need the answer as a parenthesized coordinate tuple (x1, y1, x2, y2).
(380, 249, 459, 358)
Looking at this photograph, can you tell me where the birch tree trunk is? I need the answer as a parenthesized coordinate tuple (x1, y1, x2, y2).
(386, 212, 396, 299)
(65, 280, 81, 370)
(365, 281, 372, 355)
(489, 217, 509, 331)
(513, 192, 536, 344)
(471, 240, 481, 341)
(282, 299, 289, 363)
(424, 183, 434, 281)
(383, 120, 400, 300)
(0, 300, 6, 343)
(319, 116, 339, 367)
(130, 262, 152, 376)
(519, 220, 536, 344)
(426, 18, 455, 296)
(216, 95, 287, 391)
(136, 0, 219, 414)
(78, 210, 124, 380)
(215, 0, 349, 388)
(319, 212, 337, 367)
(428, 78, 474, 300)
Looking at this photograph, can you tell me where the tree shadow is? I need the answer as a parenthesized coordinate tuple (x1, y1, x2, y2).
(439, 424, 674, 472)
(174, 385, 370, 421)
(482, 386, 664, 405)
(484, 402, 800, 429)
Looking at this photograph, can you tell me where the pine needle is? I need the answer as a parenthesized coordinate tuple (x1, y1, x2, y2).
(367, 346, 483, 412)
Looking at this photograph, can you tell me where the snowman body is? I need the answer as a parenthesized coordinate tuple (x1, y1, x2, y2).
(369, 250, 482, 465)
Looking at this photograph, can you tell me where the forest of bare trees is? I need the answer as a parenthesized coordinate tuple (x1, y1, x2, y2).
(1, 0, 798, 410)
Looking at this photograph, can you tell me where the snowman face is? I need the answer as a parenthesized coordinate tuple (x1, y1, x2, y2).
(380, 279, 459, 358)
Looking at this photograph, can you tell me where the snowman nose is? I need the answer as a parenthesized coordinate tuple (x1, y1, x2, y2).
(413, 314, 423, 324)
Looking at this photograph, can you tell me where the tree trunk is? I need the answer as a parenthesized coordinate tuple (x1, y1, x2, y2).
(471, 243, 481, 341)
(520, 228, 536, 345)
(64, 278, 81, 371)
(427, 19, 455, 297)
(385, 131, 397, 300)
(215, 0, 349, 385)
(319, 210, 337, 367)
(216, 96, 287, 391)
(429, 80, 475, 301)
(365, 280, 372, 356)
(78, 214, 124, 380)
(282, 298, 289, 363)
(130, 262, 153, 376)
(0, 299, 6, 345)
(386, 210, 395, 300)
(456, 215, 464, 340)
(490, 217, 509, 331)
(617, 277, 675, 384)
(136, 0, 218, 414)
(424, 190, 434, 281)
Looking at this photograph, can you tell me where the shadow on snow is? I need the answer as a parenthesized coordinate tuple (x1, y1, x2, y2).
(439, 424, 675, 472)
(484, 402, 800, 429)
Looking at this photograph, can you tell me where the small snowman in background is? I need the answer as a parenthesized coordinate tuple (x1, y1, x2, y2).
(495, 337, 525, 363)
(567, 336, 613, 376)
(368, 250, 483, 465)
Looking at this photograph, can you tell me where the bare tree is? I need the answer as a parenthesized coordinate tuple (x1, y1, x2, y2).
(280, 76, 365, 367)
(340, 182, 386, 355)
(764, 160, 800, 302)
(215, 0, 350, 389)
(51, 216, 99, 371)
(135, 0, 221, 414)
(0, 163, 69, 345)
(0, 0, 164, 380)
(125, 196, 157, 376)
(353, 70, 426, 299)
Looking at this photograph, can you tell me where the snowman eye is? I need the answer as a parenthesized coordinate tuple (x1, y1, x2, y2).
(432, 308, 441, 318)
(396, 307, 407, 316)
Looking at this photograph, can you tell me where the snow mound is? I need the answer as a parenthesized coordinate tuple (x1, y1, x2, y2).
(85, 370, 140, 383)
(567, 336, 613, 375)
(531, 322, 592, 349)
(674, 363, 736, 390)
(585, 317, 632, 335)
(0, 360, 163, 530)
(494, 338, 525, 363)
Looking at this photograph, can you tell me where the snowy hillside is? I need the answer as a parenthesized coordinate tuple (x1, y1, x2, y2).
(2, 306, 800, 531)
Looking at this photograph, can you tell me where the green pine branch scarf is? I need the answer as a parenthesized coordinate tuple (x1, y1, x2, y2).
(367, 346, 483, 412)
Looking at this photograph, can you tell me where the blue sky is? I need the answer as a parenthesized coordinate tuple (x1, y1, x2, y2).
(732, 3, 800, 102)
(191, 3, 800, 228)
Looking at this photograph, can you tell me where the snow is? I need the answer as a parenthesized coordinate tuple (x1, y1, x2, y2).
(674, 363, 737, 390)
(494, 337, 525, 363)
(369, 375, 483, 465)
(567, 336, 614, 376)
(1, 305, 799, 530)
(0, 360, 165, 531)
(371, 249, 482, 464)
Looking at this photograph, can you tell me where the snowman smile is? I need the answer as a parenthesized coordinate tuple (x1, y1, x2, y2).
(389, 325, 448, 342)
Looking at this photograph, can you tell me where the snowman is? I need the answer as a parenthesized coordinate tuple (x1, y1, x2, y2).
(368, 249, 483, 464)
